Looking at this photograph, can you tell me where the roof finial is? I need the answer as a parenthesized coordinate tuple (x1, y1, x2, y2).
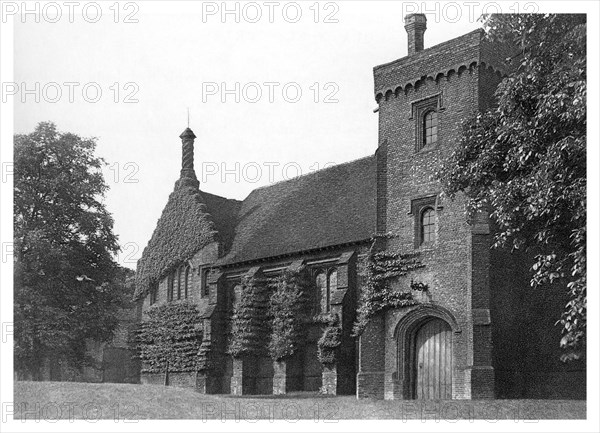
(178, 122, 198, 189)
(187, 107, 190, 128)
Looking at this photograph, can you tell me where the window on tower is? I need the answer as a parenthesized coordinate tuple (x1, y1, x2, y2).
(420, 207, 436, 245)
(423, 110, 438, 147)
(410, 195, 441, 248)
(411, 93, 443, 152)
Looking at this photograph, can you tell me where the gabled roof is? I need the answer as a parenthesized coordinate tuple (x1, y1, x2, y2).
(209, 155, 377, 266)
(134, 184, 219, 299)
(199, 191, 241, 253)
(136, 154, 377, 297)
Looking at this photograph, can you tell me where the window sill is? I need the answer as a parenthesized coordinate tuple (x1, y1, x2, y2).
(414, 144, 440, 155)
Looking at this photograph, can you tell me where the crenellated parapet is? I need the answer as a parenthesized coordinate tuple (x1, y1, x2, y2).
(376, 61, 506, 103)
(374, 29, 513, 103)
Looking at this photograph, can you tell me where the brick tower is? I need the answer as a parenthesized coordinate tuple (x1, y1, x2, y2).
(357, 14, 508, 400)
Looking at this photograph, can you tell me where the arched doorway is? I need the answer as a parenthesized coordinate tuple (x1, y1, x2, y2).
(412, 318, 452, 399)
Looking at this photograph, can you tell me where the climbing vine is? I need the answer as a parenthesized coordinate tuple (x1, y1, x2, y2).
(267, 267, 312, 361)
(196, 337, 212, 372)
(316, 313, 342, 366)
(134, 185, 217, 299)
(352, 236, 426, 336)
(136, 301, 203, 373)
(227, 275, 271, 358)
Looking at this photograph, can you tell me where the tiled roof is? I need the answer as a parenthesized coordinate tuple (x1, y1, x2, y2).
(201, 155, 376, 266)
(199, 191, 241, 253)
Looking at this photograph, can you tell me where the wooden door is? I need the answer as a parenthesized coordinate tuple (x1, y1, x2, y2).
(414, 318, 452, 399)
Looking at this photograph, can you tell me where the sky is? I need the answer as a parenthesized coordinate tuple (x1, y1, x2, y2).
(6, 1, 598, 270)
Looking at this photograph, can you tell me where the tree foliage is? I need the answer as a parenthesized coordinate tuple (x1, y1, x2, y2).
(438, 14, 586, 360)
(14, 122, 125, 377)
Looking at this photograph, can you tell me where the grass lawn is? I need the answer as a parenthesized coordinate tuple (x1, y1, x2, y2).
(13, 381, 586, 421)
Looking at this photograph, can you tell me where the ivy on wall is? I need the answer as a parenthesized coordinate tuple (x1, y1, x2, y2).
(267, 267, 312, 361)
(352, 237, 427, 336)
(136, 235, 427, 372)
(136, 301, 203, 373)
(315, 313, 342, 366)
(134, 186, 217, 299)
(227, 275, 270, 358)
(196, 337, 212, 372)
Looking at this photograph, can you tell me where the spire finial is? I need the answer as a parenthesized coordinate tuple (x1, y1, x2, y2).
(177, 122, 198, 189)
(187, 107, 190, 128)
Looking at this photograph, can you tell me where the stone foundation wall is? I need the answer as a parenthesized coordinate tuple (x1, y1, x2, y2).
(168, 372, 196, 389)
(140, 372, 166, 386)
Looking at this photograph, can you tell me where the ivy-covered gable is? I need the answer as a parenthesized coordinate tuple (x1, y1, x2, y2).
(134, 184, 219, 299)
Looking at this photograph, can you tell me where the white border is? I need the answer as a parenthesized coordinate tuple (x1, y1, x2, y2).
(1, 1, 598, 432)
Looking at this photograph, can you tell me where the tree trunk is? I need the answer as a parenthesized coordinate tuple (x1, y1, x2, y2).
(164, 360, 169, 386)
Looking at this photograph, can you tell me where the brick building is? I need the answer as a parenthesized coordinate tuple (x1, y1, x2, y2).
(135, 14, 585, 399)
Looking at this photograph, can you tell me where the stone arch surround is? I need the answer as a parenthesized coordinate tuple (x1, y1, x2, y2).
(392, 304, 463, 399)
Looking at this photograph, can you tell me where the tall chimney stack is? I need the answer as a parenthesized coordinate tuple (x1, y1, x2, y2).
(177, 127, 199, 189)
(404, 13, 427, 55)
